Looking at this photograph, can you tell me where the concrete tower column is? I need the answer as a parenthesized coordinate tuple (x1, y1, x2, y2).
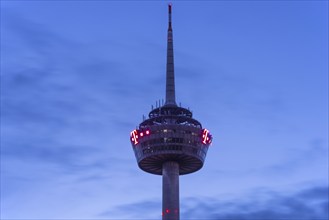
(162, 161, 179, 220)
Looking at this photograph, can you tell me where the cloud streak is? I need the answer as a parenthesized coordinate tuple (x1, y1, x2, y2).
(106, 185, 328, 220)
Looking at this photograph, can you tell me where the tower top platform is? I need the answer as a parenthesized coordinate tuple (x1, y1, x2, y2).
(130, 4, 212, 175)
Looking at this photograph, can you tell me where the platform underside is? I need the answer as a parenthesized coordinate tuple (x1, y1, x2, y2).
(138, 153, 203, 175)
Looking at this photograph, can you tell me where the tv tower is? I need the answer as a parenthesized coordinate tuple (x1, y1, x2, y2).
(130, 4, 212, 220)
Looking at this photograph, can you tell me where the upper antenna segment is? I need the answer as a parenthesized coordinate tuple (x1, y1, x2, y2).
(165, 3, 177, 106)
(168, 3, 172, 29)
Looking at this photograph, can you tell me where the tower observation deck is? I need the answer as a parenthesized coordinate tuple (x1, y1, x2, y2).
(130, 4, 212, 220)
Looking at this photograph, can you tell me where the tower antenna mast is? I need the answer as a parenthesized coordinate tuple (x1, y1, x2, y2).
(165, 3, 176, 106)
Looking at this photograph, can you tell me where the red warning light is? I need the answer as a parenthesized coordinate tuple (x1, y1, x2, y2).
(166, 209, 170, 213)
(130, 129, 152, 145)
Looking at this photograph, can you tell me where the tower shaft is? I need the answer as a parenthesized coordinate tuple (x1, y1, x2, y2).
(162, 161, 179, 220)
(165, 4, 176, 106)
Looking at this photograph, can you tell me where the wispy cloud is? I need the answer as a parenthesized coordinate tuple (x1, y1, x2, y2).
(182, 186, 328, 219)
(105, 185, 328, 220)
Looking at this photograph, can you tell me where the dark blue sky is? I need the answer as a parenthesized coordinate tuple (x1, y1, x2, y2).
(1, 1, 328, 219)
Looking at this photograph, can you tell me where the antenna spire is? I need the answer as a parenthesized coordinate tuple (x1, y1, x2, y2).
(165, 3, 177, 106)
